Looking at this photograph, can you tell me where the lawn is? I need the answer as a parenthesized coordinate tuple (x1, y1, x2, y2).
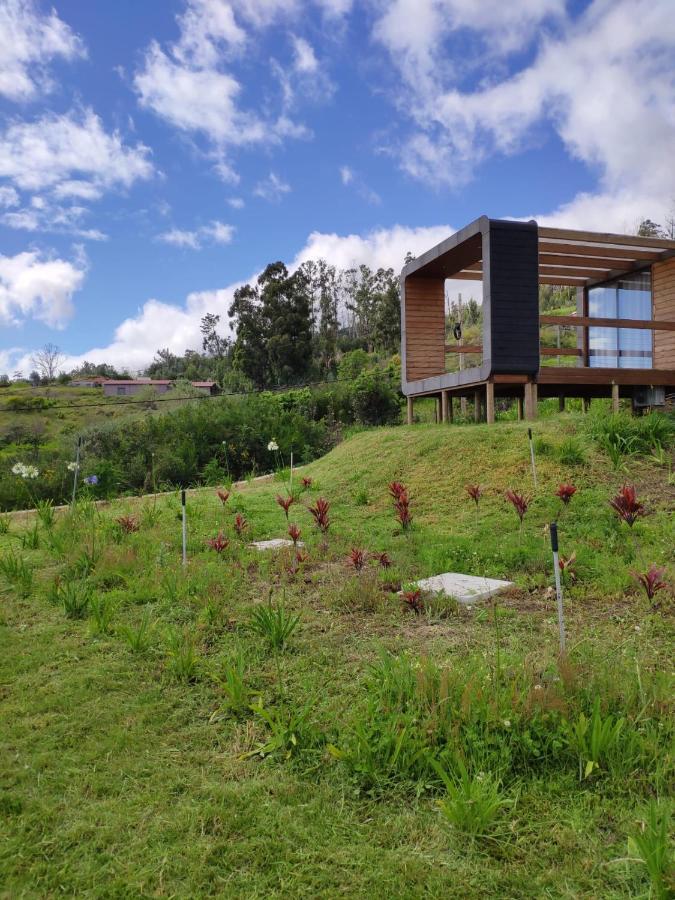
(1, 414, 673, 898)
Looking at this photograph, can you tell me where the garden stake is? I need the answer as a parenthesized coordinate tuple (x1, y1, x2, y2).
(290, 451, 293, 492)
(71, 437, 82, 506)
(549, 522, 566, 654)
(181, 489, 187, 567)
(528, 428, 538, 489)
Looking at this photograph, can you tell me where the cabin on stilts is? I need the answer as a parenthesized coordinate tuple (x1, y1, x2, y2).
(400, 217, 675, 424)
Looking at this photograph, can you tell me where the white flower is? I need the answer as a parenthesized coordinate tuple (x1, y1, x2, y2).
(11, 463, 24, 476)
(67, 462, 79, 472)
(24, 465, 39, 479)
(267, 440, 279, 452)
(534, 684, 543, 691)
(502, 719, 511, 728)
(12, 462, 38, 479)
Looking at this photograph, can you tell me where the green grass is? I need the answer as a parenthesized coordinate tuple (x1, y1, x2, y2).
(0, 414, 673, 897)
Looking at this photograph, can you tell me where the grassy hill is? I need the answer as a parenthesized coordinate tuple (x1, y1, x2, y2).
(1, 414, 673, 897)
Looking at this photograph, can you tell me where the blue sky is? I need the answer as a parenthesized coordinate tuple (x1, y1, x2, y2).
(1, 0, 674, 374)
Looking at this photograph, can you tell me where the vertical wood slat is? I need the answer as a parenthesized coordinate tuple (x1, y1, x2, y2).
(404, 277, 446, 382)
(652, 258, 675, 370)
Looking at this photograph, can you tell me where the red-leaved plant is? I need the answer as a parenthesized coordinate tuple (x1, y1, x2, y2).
(556, 483, 577, 505)
(466, 484, 483, 507)
(395, 493, 413, 531)
(116, 514, 139, 534)
(388, 481, 407, 501)
(301, 476, 313, 491)
(401, 588, 424, 615)
(609, 484, 645, 527)
(376, 551, 392, 569)
(347, 547, 367, 571)
(505, 489, 530, 524)
(207, 532, 229, 553)
(308, 497, 330, 534)
(216, 488, 230, 505)
(276, 494, 295, 520)
(287, 523, 301, 546)
(633, 564, 668, 602)
(233, 513, 248, 537)
(558, 551, 577, 582)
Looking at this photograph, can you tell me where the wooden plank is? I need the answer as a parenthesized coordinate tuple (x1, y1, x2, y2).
(539, 227, 675, 251)
(540, 315, 675, 331)
(538, 242, 661, 262)
(540, 347, 583, 356)
(652, 257, 675, 369)
(445, 344, 482, 354)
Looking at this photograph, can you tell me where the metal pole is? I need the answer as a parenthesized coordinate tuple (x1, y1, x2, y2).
(550, 522, 566, 654)
(71, 437, 81, 506)
(528, 427, 538, 489)
(290, 451, 293, 492)
(181, 489, 187, 567)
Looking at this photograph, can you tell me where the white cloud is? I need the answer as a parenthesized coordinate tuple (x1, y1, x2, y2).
(0, 108, 154, 194)
(253, 172, 291, 202)
(1, 197, 108, 241)
(158, 219, 235, 249)
(339, 166, 353, 185)
(7, 223, 455, 375)
(374, 0, 675, 229)
(291, 35, 318, 72)
(0, 0, 84, 102)
(0, 185, 19, 208)
(338, 165, 380, 204)
(0, 248, 87, 329)
(227, 196, 245, 209)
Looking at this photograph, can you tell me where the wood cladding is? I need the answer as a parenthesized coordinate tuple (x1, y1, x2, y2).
(652, 257, 675, 370)
(404, 277, 445, 381)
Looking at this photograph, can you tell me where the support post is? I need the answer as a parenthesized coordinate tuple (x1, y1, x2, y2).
(611, 383, 620, 413)
(441, 390, 449, 424)
(473, 390, 481, 423)
(516, 396, 523, 421)
(524, 382, 538, 421)
(582, 397, 590, 415)
(447, 394, 454, 424)
(558, 396, 565, 413)
(435, 396, 441, 424)
(406, 396, 414, 425)
(486, 382, 495, 425)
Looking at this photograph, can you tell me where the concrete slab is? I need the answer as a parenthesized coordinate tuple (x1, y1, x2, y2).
(412, 572, 513, 605)
(251, 539, 304, 551)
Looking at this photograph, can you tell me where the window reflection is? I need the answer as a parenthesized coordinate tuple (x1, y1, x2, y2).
(588, 271, 651, 369)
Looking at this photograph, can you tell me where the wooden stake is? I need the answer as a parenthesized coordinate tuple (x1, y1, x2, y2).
(550, 522, 566, 654)
(486, 382, 495, 425)
(611, 382, 620, 413)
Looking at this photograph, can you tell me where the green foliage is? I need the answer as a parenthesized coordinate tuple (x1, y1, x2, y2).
(565, 698, 627, 779)
(20, 523, 40, 550)
(0, 550, 32, 597)
(35, 499, 55, 530)
(164, 627, 199, 682)
(338, 349, 370, 382)
(245, 699, 323, 761)
(557, 436, 587, 466)
(3, 395, 56, 412)
(431, 757, 513, 839)
(89, 594, 116, 635)
(351, 370, 401, 426)
(59, 578, 92, 619)
(119, 610, 154, 654)
(211, 650, 251, 718)
(249, 597, 300, 651)
(627, 800, 673, 899)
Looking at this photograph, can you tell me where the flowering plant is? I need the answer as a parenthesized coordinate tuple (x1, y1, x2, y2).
(12, 462, 39, 479)
(401, 588, 424, 614)
(67, 461, 79, 473)
(84, 475, 98, 486)
(308, 497, 330, 534)
(267, 440, 279, 452)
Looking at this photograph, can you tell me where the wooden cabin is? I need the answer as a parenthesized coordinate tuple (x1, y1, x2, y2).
(400, 217, 675, 423)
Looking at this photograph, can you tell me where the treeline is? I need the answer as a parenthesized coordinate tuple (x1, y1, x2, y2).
(145, 259, 401, 391)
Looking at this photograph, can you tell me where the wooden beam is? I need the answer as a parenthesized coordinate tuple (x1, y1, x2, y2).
(486, 382, 495, 424)
(540, 315, 675, 331)
(445, 344, 482, 354)
(538, 242, 662, 263)
(537, 253, 641, 268)
(539, 276, 588, 285)
(538, 226, 675, 251)
(524, 382, 537, 420)
(540, 347, 583, 356)
(539, 265, 613, 279)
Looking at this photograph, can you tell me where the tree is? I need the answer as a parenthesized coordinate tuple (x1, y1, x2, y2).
(200, 313, 229, 359)
(637, 218, 663, 237)
(259, 262, 313, 386)
(300, 259, 340, 374)
(31, 343, 64, 382)
(371, 268, 401, 354)
(228, 283, 268, 389)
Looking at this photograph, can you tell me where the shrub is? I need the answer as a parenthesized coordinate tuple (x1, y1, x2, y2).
(610, 484, 646, 527)
(351, 371, 401, 426)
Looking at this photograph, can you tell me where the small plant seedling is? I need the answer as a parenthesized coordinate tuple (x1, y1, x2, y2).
(35, 499, 55, 530)
(610, 484, 645, 527)
(566, 698, 626, 780)
(59, 579, 92, 620)
(233, 513, 248, 537)
(401, 588, 424, 614)
(347, 548, 367, 572)
(206, 532, 229, 553)
(430, 758, 513, 839)
(20, 524, 40, 550)
(287, 523, 301, 546)
(249, 597, 300, 651)
(626, 800, 672, 899)
(211, 650, 251, 719)
(164, 627, 199, 682)
(119, 610, 154, 654)
(116, 515, 140, 534)
(308, 498, 330, 534)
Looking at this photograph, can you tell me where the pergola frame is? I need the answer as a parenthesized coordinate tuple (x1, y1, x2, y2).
(400, 216, 675, 422)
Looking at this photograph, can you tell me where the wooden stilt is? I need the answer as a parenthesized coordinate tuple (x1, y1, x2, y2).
(448, 394, 454, 424)
(441, 390, 449, 424)
(524, 382, 538, 421)
(407, 396, 413, 425)
(582, 397, 590, 415)
(474, 390, 481, 423)
(486, 382, 495, 425)
(611, 383, 620, 413)
(516, 396, 523, 421)
(558, 396, 565, 413)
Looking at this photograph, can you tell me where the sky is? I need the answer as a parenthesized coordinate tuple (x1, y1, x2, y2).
(1, 0, 674, 376)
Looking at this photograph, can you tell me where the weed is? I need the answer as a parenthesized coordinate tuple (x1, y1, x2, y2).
(244, 699, 322, 762)
(627, 800, 673, 899)
(89, 594, 116, 635)
(164, 627, 199, 682)
(211, 650, 251, 719)
(59, 579, 92, 619)
(20, 524, 40, 550)
(0, 551, 33, 597)
(116, 515, 140, 534)
(347, 548, 367, 572)
(354, 486, 370, 506)
(431, 757, 513, 839)
(250, 597, 300, 651)
(119, 610, 154, 654)
(557, 437, 586, 466)
(565, 698, 626, 779)
(35, 499, 55, 530)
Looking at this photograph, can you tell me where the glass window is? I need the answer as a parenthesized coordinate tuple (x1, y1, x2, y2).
(588, 270, 652, 369)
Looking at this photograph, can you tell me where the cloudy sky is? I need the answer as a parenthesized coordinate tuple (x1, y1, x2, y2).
(1, 0, 674, 375)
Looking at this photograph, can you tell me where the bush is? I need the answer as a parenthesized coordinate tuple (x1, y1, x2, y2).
(351, 371, 401, 426)
(3, 395, 56, 412)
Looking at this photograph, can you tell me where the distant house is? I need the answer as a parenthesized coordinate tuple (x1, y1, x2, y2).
(102, 379, 220, 397)
(70, 376, 109, 388)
